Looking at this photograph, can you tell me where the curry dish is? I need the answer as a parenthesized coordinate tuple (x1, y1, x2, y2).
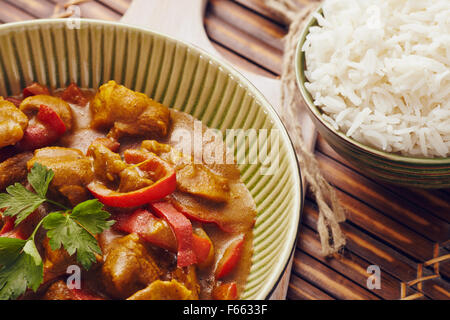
(0, 81, 256, 300)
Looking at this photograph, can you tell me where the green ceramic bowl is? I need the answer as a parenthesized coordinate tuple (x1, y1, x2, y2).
(0, 19, 302, 299)
(295, 9, 450, 189)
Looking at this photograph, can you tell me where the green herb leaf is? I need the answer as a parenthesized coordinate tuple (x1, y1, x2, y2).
(27, 163, 54, 198)
(43, 203, 114, 270)
(71, 199, 115, 234)
(0, 238, 43, 300)
(0, 183, 46, 226)
(0, 164, 115, 300)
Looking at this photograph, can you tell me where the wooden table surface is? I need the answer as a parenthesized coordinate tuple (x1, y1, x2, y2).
(0, 0, 449, 300)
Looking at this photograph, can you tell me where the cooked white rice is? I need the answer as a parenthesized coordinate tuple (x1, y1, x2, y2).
(302, 0, 450, 158)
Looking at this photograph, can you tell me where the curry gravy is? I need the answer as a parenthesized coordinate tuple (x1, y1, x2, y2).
(55, 89, 256, 299)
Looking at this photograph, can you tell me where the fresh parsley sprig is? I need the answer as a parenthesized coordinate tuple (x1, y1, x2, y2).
(0, 163, 115, 300)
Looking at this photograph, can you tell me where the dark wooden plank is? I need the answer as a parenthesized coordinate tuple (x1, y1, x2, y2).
(298, 225, 401, 299)
(316, 135, 450, 223)
(304, 181, 436, 263)
(233, 0, 288, 25)
(4, 0, 54, 18)
(205, 12, 283, 74)
(0, 0, 35, 22)
(292, 250, 381, 300)
(209, 0, 286, 50)
(48, 0, 121, 21)
(424, 282, 450, 300)
(303, 201, 416, 281)
(301, 200, 450, 299)
(287, 274, 334, 300)
(233, 0, 317, 24)
(383, 187, 450, 224)
(97, 0, 131, 15)
(315, 151, 449, 244)
(211, 40, 278, 78)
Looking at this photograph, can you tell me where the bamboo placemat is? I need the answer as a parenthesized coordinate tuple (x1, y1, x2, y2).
(0, 0, 448, 300)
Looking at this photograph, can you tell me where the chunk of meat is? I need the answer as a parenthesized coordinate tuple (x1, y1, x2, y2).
(176, 164, 229, 203)
(87, 137, 120, 154)
(42, 237, 76, 283)
(19, 95, 73, 131)
(142, 140, 230, 203)
(43, 280, 105, 300)
(88, 142, 127, 185)
(170, 266, 200, 299)
(88, 142, 162, 195)
(90, 81, 170, 139)
(127, 279, 196, 300)
(0, 98, 29, 148)
(101, 233, 162, 299)
(118, 167, 154, 193)
(27, 147, 94, 205)
(42, 281, 74, 300)
(0, 152, 33, 191)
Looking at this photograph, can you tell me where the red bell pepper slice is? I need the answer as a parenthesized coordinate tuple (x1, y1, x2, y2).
(114, 209, 177, 252)
(37, 105, 66, 135)
(0, 216, 14, 235)
(115, 209, 213, 266)
(17, 105, 67, 151)
(17, 124, 56, 151)
(23, 82, 50, 98)
(88, 158, 175, 208)
(88, 151, 176, 208)
(0, 216, 26, 240)
(192, 228, 214, 267)
(61, 83, 88, 106)
(87, 178, 175, 208)
(215, 235, 244, 279)
(212, 282, 238, 300)
(150, 201, 197, 268)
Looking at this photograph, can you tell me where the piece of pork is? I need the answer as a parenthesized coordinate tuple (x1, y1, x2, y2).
(42, 281, 74, 300)
(42, 237, 77, 284)
(27, 147, 94, 206)
(42, 280, 105, 300)
(101, 233, 162, 299)
(0, 98, 29, 148)
(90, 81, 170, 139)
(88, 142, 127, 185)
(0, 152, 33, 191)
(170, 266, 200, 299)
(141, 140, 230, 203)
(127, 279, 196, 300)
(19, 95, 73, 131)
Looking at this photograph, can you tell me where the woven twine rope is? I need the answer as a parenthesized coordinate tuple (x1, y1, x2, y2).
(262, 0, 346, 256)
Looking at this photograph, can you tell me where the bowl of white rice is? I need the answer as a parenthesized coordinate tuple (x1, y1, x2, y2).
(296, 0, 450, 188)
